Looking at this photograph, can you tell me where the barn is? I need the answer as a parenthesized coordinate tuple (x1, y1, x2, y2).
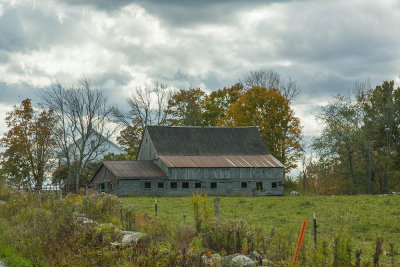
(90, 126, 284, 196)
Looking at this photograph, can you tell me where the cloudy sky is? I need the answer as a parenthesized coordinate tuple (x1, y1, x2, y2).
(0, 0, 399, 141)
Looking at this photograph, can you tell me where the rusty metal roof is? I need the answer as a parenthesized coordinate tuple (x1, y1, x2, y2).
(103, 161, 167, 178)
(159, 155, 284, 168)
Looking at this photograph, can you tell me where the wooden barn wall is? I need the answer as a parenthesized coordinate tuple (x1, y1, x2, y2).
(116, 167, 284, 197)
(91, 165, 119, 193)
(137, 129, 158, 161)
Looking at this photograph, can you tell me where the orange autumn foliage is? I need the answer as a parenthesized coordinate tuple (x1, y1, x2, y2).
(220, 87, 302, 172)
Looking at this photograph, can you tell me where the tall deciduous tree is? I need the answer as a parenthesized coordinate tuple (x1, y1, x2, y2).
(167, 88, 205, 126)
(113, 82, 172, 157)
(202, 83, 243, 126)
(40, 79, 115, 192)
(221, 87, 302, 172)
(313, 95, 363, 194)
(0, 99, 57, 190)
(243, 69, 301, 102)
(311, 79, 400, 195)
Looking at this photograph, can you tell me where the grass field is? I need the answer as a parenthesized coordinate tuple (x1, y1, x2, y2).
(122, 194, 400, 264)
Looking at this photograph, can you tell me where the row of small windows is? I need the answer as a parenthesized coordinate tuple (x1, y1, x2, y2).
(144, 181, 282, 189)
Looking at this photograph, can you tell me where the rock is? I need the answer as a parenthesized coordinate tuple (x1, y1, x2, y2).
(201, 255, 213, 266)
(0, 200, 6, 205)
(75, 214, 96, 224)
(222, 253, 242, 266)
(231, 255, 255, 267)
(202, 253, 222, 266)
(111, 231, 146, 247)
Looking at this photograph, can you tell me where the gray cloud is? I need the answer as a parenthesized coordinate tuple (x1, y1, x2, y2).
(0, 82, 41, 105)
(0, 0, 399, 142)
(0, 10, 27, 52)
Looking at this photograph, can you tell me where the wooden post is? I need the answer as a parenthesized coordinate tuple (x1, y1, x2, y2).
(155, 198, 158, 217)
(214, 198, 221, 221)
(313, 211, 317, 248)
(293, 220, 307, 264)
(119, 201, 123, 226)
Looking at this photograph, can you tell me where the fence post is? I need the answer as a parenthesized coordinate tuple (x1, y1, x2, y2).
(313, 211, 317, 248)
(155, 198, 157, 217)
(293, 220, 307, 264)
(214, 198, 221, 221)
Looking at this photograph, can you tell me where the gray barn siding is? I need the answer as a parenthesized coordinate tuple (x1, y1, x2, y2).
(137, 129, 158, 161)
(91, 165, 119, 194)
(117, 167, 284, 196)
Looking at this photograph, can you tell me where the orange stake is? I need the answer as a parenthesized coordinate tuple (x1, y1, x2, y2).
(293, 220, 307, 264)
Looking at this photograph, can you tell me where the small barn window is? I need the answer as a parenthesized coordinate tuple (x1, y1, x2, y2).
(271, 182, 277, 189)
(145, 182, 151, 189)
(211, 182, 217, 189)
(171, 182, 177, 189)
(278, 181, 283, 187)
(182, 182, 189, 188)
(195, 182, 201, 188)
(256, 182, 263, 190)
(158, 182, 164, 189)
(241, 182, 247, 189)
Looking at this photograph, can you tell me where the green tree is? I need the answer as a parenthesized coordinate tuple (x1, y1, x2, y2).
(361, 81, 400, 193)
(221, 87, 302, 172)
(313, 95, 364, 194)
(167, 88, 205, 126)
(0, 99, 57, 190)
(202, 83, 243, 126)
(117, 122, 143, 158)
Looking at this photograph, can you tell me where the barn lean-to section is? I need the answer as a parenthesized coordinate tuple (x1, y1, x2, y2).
(90, 126, 284, 196)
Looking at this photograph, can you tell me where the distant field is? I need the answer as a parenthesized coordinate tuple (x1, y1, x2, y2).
(122, 195, 400, 264)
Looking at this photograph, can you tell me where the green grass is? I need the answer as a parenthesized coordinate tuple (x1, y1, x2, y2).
(122, 194, 400, 264)
(0, 242, 32, 267)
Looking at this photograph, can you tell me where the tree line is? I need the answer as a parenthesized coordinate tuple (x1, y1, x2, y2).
(300, 79, 400, 195)
(0, 70, 302, 192)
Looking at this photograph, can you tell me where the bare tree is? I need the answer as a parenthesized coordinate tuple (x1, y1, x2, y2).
(243, 69, 301, 101)
(112, 82, 172, 157)
(113, 82, 172, 128)
(40, 79, 116, 192)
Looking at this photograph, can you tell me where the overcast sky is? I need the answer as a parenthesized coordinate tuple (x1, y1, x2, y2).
(0, 0, 399, 142)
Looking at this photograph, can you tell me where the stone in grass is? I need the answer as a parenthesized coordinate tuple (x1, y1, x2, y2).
(111, 231, 147, 247)
(222, 253, 242, 266)
(0, 200, 6, 205)
(201, 253, 222, 266)
(230, 255, 255, 267)
(75, 214, 97, 224)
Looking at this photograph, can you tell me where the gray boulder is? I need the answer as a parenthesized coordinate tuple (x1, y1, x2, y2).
(111, 231, 146, 246)
(0, 200, 6, 205)
(223, 253, 241, 266)
(231, 255, 255, 267)
(75, 214, 97, 224)
(202, 253, 222, 266)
